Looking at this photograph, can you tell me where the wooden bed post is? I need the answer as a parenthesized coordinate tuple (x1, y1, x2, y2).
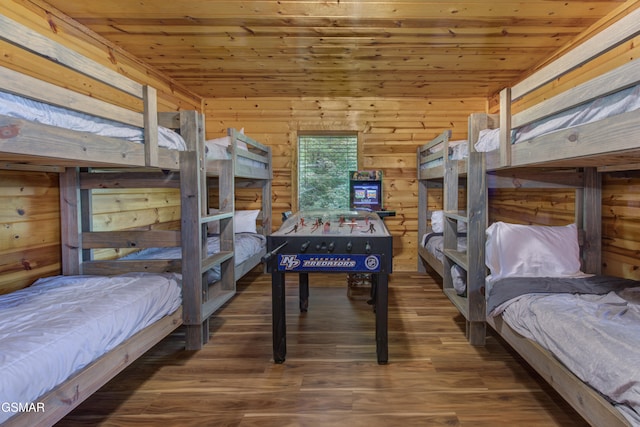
(466, 113, 488, 345)
(59, 168, 81, 276)
(417, 144, 428, 273)
(180, 111, 211, 350)
(499, 88, 512, 168)
(180, 150, 205, 349)
(262, 147, 273, 235)
(143, 85, 159, 168)
(582, 167, 602, 275)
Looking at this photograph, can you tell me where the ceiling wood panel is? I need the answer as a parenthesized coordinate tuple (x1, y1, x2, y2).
(39, 0, 632, 98)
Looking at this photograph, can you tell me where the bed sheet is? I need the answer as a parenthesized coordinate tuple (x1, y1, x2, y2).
(495, 285, 640, 426)
(474, 83, 640, 153)
(0, 272, 181, 423)
(120, 233, 266, 283)
(421, 232, 467, 262)
(421, 233, 468, 294)
(0, 90, 187, 150)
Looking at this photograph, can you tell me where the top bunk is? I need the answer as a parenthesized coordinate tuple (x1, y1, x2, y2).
(417, 130, 470, 180)
(0, 14, 186, 170)
(474, 7, 640, 171)
(204, 128, 272, 180)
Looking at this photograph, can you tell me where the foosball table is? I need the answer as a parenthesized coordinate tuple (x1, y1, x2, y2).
(263, 209, 393, 364)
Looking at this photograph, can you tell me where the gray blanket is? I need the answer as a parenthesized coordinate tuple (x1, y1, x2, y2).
(487, 275, 640, 315)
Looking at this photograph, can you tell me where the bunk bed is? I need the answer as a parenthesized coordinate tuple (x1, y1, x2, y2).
(114, 127, 273, 306)
(417, 130, 455, 277)
(416, 116, 497, 345)
(478, 8, 640, 427)
(205, 128, 273, 280)
(0, 14, 187, 426)
(76, 123, 272, 349)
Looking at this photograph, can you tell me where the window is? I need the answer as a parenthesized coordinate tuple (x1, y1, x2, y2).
(298, 134, 358, 210)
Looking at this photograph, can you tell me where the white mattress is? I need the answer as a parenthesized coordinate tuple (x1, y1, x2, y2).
(497, 287, 640, 426)
(474, 83, 640, 153)
(0, 90, 188, 151)
(0, 273, 182, 423)
(120, 233, 266, 282)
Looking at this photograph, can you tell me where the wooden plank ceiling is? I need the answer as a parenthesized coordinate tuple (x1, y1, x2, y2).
(43, 0, 629, 99)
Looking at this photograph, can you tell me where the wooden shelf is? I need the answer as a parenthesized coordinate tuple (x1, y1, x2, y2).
(443, 288, 469, 320)
(444, 249, 468, 270)
(202, 251, 234, 273)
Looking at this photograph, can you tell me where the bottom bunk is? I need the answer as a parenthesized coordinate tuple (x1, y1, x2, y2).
(484, 221, 639, 427)
(120, 231, 266, 283)
(0, 272, 182, 426)
(419, 210, 468, 293)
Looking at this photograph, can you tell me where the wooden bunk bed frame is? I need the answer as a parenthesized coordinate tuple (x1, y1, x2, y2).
(181, 125, 272, 346)
(417, 129, 450, 277)
(0, 14, 186, 427)
(416, 116, 497, 346)
(218, 127, 273, 281)
(69, 122, 273, 351)
(479, 8, 640, 427)
(440, 113, 497, 346)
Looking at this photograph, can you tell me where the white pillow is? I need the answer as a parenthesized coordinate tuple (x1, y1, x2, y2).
(474, 128, 500, 153)
(485, 221, 582, 282)
(207, 209, 260, 234)
(430, 210, 467, 233)
(431, 210, 444, 233)
(234, 209, 260, 233)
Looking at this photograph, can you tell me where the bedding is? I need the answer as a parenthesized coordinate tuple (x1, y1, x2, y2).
(0, 272, 181, 424)
(419, 139, 469, 169)
(421, 232, 468, 294)
(485, 222, 584, 284)
(120, 233, 266, 282)
(0, 91, 187, 150)
(421, 232, 467, 262)
(208, 209, 260, 235)
(451, 264, 467, 296)
(487, 276, 640, 426)
(474, 83, 640, 153)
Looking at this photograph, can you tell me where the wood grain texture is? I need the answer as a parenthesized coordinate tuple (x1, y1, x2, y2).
(58, 272, 589, 426)
(204, 96, 486, 272)
(21, 0, 636, 99)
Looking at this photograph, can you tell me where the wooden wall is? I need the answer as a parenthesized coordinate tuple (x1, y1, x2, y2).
(204, 97, 487, 271)
(602, 171, 640, 280)
(0, 170, 60, 293)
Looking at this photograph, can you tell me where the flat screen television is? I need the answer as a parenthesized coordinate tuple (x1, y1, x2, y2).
(350, 180, 382, 211)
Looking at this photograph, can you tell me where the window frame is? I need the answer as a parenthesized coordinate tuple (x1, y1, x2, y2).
(294, 131, 361, 212)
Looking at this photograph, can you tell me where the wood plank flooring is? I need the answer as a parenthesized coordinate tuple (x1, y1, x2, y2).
(58, 272, 589, 426)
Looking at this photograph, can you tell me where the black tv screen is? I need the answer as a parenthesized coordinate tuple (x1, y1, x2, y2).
(350, 180, 382, 211)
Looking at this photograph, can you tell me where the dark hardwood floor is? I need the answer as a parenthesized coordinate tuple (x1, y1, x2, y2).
(57, 271, 589, 426)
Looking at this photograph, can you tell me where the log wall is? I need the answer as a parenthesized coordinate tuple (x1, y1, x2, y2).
(204, 97, 487, 271)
